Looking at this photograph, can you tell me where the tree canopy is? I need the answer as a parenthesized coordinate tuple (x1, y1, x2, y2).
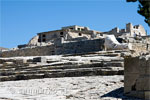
(127, 0, 150, 27)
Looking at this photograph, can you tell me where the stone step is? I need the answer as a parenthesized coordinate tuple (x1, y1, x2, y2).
(102, 62, 124, 67)
(18, 62, 123, 71)
(0, 66, 123, 76)
(44, 63, 123, 70)
(0, 74, 45, 81)
(0, 51, 126, 82)
(82, 53, 121, 57)
(62, 50, 129, 57)
(89, 59, 124, 62)
(0, 60, 124, 73)
(0, 67, 124, 82)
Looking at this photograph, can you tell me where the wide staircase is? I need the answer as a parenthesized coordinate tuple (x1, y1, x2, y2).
(0, 50, 129, 81)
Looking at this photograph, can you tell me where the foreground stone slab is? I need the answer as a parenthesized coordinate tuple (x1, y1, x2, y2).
(124, 54, 150, 100)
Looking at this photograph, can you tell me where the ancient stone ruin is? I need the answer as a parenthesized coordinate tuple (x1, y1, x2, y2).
(124, 54, 150, 100)
(0, 23, 149, 57)
(0, 23, 150, 100)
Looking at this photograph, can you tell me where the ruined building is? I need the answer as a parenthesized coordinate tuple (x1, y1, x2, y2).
(18, 23, 148, 49)
(28, 25, 101, 47)
(28, 23, 147, 47)
(103, 23, 147, 37)
(0, 23, 149, 57)
(0, 23, 150, 100)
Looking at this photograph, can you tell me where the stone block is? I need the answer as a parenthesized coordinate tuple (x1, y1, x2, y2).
(22, 59, 27, 63)
(145, 91, 150, 100)
(146, 58, 150, 75)
(27, 59, 33, 63)
(33, 57, 41, 62)
(15, 59, 24, 65)
(144, 76, 150, 91)
(33, 57, 47, 63)
(124, 86, 132, 93)
(147, 57, 150, 65)
(3, 62, 14, 65)
(124, 55, 150, 100)
(124, 57, 140, 74)
(0, 59, 5, 64)
(125, 91, 145, 99)
(139, 57, 147, 67)
(139, 66, 150, 76)
(136, 76, 145, 91)
(0, 64, 3, 67)
(124, 73, 139, 87)
(145, 66, 150, 75)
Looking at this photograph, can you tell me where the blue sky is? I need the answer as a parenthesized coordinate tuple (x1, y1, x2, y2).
(0, 0, 150, 48)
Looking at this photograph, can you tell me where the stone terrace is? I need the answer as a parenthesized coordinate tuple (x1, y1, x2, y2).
(0, 50, 128, 82)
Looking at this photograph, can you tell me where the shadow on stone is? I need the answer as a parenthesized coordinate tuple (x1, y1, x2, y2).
(100, 87, 144, 100)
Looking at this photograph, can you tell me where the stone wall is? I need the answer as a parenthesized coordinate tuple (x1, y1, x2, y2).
(37, 26, 98, 44)
(124, 55, 150, 100)
(132, 43, 150, 52)
(103, 23, 147, 37)
(0, 39, 104, 57)
(0, 45, 55, 57)
(130, 36, 150, 53)
(55, 39, 104, 55)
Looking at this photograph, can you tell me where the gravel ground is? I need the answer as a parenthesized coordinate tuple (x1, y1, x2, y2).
(0, 75, 143, 100)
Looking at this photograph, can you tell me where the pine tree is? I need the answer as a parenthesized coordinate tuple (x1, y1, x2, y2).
(127, 0, 150, 27)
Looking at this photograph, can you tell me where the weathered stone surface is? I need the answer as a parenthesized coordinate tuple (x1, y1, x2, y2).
(124, 73, 139, 88)
(126, 91, 145, 99)
(0, 75, 142, 100)
(145, 91, 150, 100)
(124, 54, 150, 100)
(124, 56, 140, 74)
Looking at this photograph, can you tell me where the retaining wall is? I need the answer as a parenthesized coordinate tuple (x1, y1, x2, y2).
(0, 45, 55, 57)
(55, 39, 104, 55)
(0, 39, 104, 57)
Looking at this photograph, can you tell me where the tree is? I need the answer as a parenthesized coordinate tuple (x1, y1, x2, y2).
(127, 0, 150, 27)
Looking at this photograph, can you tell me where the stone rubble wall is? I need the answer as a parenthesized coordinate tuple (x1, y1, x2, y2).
(0, 39, 104, 57)
(124, 55, 150, 100)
